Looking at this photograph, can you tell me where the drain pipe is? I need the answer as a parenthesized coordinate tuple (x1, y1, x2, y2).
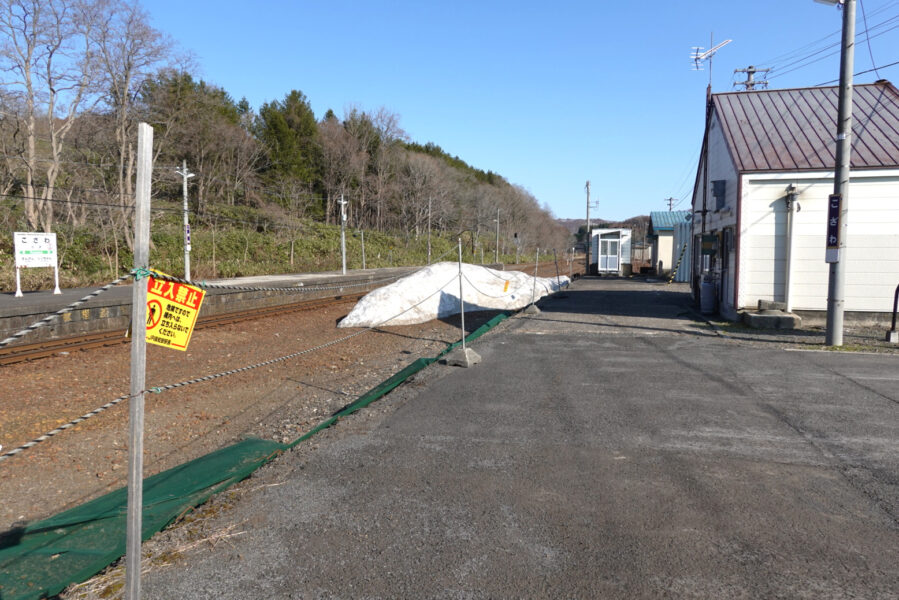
(784, 184, 799, 313)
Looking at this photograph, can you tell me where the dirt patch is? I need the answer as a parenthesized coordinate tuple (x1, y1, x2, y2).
(0, 298, 502, 530)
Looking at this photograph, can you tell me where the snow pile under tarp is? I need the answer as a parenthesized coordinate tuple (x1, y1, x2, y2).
(338, 261, 569, 328)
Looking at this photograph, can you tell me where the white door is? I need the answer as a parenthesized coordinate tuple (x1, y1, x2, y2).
(600, 239, 619, 272)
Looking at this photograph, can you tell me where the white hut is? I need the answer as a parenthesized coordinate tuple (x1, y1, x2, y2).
(591, 228, 632, 275)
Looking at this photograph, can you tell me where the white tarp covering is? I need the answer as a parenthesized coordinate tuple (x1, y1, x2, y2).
(339, 262, 569, 328)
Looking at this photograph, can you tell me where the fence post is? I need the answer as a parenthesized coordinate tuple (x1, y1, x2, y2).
(446, 238, 481, 367)
(125, 122, 152, 600)
(525, 248, 541, 315)
(553, 248, 562, 289)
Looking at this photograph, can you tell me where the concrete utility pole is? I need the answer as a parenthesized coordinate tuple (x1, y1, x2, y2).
(339, 195, 348, 275)
(734, 65, 770, 90)
(667, 197, 676, 211)
(125, 122, 152, 600)
(822, 0, 856, 347)
(585, 181, 591, 274)
(175, 160, 195, 281)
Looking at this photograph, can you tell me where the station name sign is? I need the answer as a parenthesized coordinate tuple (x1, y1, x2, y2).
(825, 194, 841, 264)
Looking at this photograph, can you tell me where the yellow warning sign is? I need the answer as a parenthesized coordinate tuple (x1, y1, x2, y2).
(145, 271, 206, 351)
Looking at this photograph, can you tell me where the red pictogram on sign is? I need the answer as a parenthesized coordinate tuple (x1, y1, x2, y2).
(146, 299, 162, 330)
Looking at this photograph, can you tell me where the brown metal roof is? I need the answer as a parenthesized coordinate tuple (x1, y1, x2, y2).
(712, 81, 899, 173)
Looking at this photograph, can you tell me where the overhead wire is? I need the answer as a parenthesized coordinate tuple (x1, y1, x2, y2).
(861, 0, 885, 79)
(815, 58, 899, 85)
(767, 10, 899, 81)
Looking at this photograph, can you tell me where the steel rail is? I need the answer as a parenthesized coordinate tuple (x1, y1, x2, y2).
(0, 293, 366, 366)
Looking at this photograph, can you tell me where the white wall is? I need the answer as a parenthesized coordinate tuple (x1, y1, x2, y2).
(739, 170, 899, 312)
(692, 111, 740, 313)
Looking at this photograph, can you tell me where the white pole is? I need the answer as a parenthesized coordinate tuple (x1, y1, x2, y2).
(532, 248, 540, 305)
(125, 122, 152, 600)
(495, 208, 500, 263)
(360, 230, 366, 270)
(339, 195, 347, 275)
(176, 160, 194, 281)
(53, 263, 61, 294)
(785, 189, 797, 313)
(14, 266, 22, 297)
(458, 238, 466, 351)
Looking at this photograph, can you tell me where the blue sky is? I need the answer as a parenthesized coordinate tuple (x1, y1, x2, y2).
(142, 0, 899, 221)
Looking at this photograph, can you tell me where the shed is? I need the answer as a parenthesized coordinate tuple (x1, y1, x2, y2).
(590, 228, 632, 275)
(648, 211, 691, 276)
(691, 80, 899, 321)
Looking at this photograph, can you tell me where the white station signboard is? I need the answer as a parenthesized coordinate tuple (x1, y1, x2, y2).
(13, 231, 62, 296)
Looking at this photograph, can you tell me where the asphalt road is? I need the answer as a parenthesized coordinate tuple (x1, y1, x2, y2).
(141, 277, 899, 599)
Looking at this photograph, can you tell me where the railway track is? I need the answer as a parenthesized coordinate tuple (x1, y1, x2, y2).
(0, 293, 366, 366)
(0, 261, 584, 367)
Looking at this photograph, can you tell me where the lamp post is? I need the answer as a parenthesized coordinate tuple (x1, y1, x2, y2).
(816, 0, 855, 347)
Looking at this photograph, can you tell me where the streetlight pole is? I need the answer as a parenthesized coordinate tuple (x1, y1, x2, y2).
(819, 0, 856, 347)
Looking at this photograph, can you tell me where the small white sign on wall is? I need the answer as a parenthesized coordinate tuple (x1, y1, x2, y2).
(13, 231, 61, 296)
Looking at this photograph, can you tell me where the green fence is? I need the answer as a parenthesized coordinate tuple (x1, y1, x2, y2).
(0, 312, 510, 600)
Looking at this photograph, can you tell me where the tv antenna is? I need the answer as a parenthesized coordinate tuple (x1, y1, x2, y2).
(691, 34, 732, 90)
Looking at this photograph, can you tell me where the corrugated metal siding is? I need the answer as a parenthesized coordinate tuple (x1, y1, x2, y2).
(714, 82, 899, 172)
(672, 222, 692, 283)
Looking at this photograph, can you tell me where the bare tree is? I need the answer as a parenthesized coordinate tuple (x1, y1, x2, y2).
(93, 0, 170, 245)
(319, 112, 361, 224)
(0, 0, 102, 231)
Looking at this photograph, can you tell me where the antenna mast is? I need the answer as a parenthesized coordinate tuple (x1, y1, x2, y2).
(691, 35, 733, 93)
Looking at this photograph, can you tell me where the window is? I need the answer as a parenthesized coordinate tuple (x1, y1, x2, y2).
(712, 180, 727, 211)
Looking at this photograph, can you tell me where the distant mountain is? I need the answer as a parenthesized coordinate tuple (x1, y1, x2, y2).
(557, 215, 650, 238)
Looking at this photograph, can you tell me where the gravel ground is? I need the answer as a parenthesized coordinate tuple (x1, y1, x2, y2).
(0, 297, 501, 531)
(4, 273, 896, 598)
(56, 277, 899, 599)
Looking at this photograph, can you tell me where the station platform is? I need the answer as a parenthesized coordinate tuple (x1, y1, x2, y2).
(0, 267, 421, 344)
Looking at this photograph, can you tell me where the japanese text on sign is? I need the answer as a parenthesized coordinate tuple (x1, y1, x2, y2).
(145, 272, 206, 351)
(825, 194, 841, 264)
(14, 232, 57, 268)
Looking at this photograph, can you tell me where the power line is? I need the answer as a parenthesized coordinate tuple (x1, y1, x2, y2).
(860, 0, 884, 79)
(764, 9, 899, 81)
(755, 1, 898, 68)
(815, 58, 899, 85)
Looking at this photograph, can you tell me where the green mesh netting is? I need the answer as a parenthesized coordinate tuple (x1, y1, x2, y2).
(0, 311, 509, 600)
